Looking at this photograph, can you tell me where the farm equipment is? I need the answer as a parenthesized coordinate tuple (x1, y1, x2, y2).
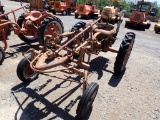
(100, 0, 123, 24)
(52, 0, 77, 15)
(17, 12, 136, 117)
(154, 20, 160, 33)
(75, 0, 98, 19)
(0, 0, 64, 64)
(125, 0, 151, 31)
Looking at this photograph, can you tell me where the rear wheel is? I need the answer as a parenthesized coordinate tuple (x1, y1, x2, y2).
(76, 82, 99, 118)
(17, 56, 39, 82)
(86, 13, 91, 20)
(17, 14, 38, 43)
(69, 21, 87, 48)
(114, 32, 136, 74)
(146, 24, 151, 29)
(67, 9, 71, 15)
(0, 46, 5, 65)
(75, 14, 79, 18)
(125, 22, 128, 28)
(38, 16, 64, 45)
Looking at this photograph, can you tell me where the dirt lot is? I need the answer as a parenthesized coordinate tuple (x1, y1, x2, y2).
(0, 1, 160, 120)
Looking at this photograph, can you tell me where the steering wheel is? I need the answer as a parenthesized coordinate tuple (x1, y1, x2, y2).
(101, 11, 110, 24)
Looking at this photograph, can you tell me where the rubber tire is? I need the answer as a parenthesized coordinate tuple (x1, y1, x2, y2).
(38, 16, 64, 45)
(67, 9, 71, 15)
(125, 22, 128, 28)
(17, 56, 39, 82)
(62, 10, 67, 15)
(76, 82, 99, 118)
(0, 12, 11, 39)
(142, 25, 146, 31)
(86, 13, 91, 20)
(69, 21, 87, 46)
(75, 14, 79, 19)
(70, 21, 86, 31)
(114, 32, 136, 74)
(155, 29, 159, 34)
(17, 14, 38, 43)
(146, 24, 151, 29)
(0, 46, 5, 65)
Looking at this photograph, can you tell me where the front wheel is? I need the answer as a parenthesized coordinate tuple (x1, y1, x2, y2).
(76, 82, 99, 118)
(62, 10, 67, 15)
(0, 46, 5, 65)
(114, 32, 136, 74)
(38, 16, 64, 45)
(17, 56, 39, 82)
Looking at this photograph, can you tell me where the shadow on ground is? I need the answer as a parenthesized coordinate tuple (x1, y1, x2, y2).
(11, 76, 92, 120)
(5, 42, 39, 59)
(89, 56, 125, 87)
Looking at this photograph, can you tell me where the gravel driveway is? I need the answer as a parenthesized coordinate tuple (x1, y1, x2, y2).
(0, 1, 160, 120)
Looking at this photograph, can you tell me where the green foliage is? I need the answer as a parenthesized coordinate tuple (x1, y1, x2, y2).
(120, 0, 130, 11)
(151, 1, 160, 18)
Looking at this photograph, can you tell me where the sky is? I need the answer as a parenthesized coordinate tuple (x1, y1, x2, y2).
(148, 0, 160, 4)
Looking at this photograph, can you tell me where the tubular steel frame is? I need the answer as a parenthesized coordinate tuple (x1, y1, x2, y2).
(23, 17, 119, 93)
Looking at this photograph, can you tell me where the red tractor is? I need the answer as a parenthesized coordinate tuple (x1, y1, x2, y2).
(75, 0, 99, 19)
(52, 0, 77, 15)
(125, 0, 151, 30)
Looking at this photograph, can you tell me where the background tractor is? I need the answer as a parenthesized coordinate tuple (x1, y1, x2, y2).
(125, 0, 151, 31)
(100, 0, 123, 25)
(154, 19, 160, 33)
(0, 0, 64, 65)
(52, 0, 77, 15)
(74, 0, 99, 19)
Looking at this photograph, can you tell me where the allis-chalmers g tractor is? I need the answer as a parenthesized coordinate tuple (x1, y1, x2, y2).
(75, 0, 99, 19)
(125, 0, 151, 30)
(101, 0, 123, 24)
(52, 0, 77, 15)
(16, 9, 136, 118)
(0, 0, 64, 65)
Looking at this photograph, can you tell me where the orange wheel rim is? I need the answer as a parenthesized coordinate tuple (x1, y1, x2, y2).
(44, 22, 61, 38)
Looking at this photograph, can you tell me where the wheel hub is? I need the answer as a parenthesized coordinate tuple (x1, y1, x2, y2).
(23, 63, 36, 79)
(44, 22, 61, 38)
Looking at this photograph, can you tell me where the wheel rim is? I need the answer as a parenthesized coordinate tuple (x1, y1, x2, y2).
(22, 21, 38, 40)
(44, 21, 62, 38)
(23, 63, 37, 79)
(63, 11, 67, 15)
(122, 40, 134, 70)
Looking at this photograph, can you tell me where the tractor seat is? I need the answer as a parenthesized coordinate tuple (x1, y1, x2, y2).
(25, 11, 42, 22)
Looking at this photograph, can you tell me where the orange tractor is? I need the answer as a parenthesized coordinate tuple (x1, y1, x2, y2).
(52, 0, 77, 15)
(125, 0, 151, 30)
(100, 0, 123, 24)
(0, 0, 64, 65)
(75, 0, 99, 19)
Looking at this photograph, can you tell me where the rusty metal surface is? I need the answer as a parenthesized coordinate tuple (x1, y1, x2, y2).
(23, 16, 120, 92)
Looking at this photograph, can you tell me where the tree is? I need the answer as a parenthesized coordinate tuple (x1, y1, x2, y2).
(120, 0, 130, 11)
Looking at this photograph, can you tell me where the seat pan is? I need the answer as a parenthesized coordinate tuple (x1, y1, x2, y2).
(25, 11, 42, 21)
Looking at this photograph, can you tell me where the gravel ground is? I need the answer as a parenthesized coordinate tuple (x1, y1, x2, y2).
(0, 1, 160, 120)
